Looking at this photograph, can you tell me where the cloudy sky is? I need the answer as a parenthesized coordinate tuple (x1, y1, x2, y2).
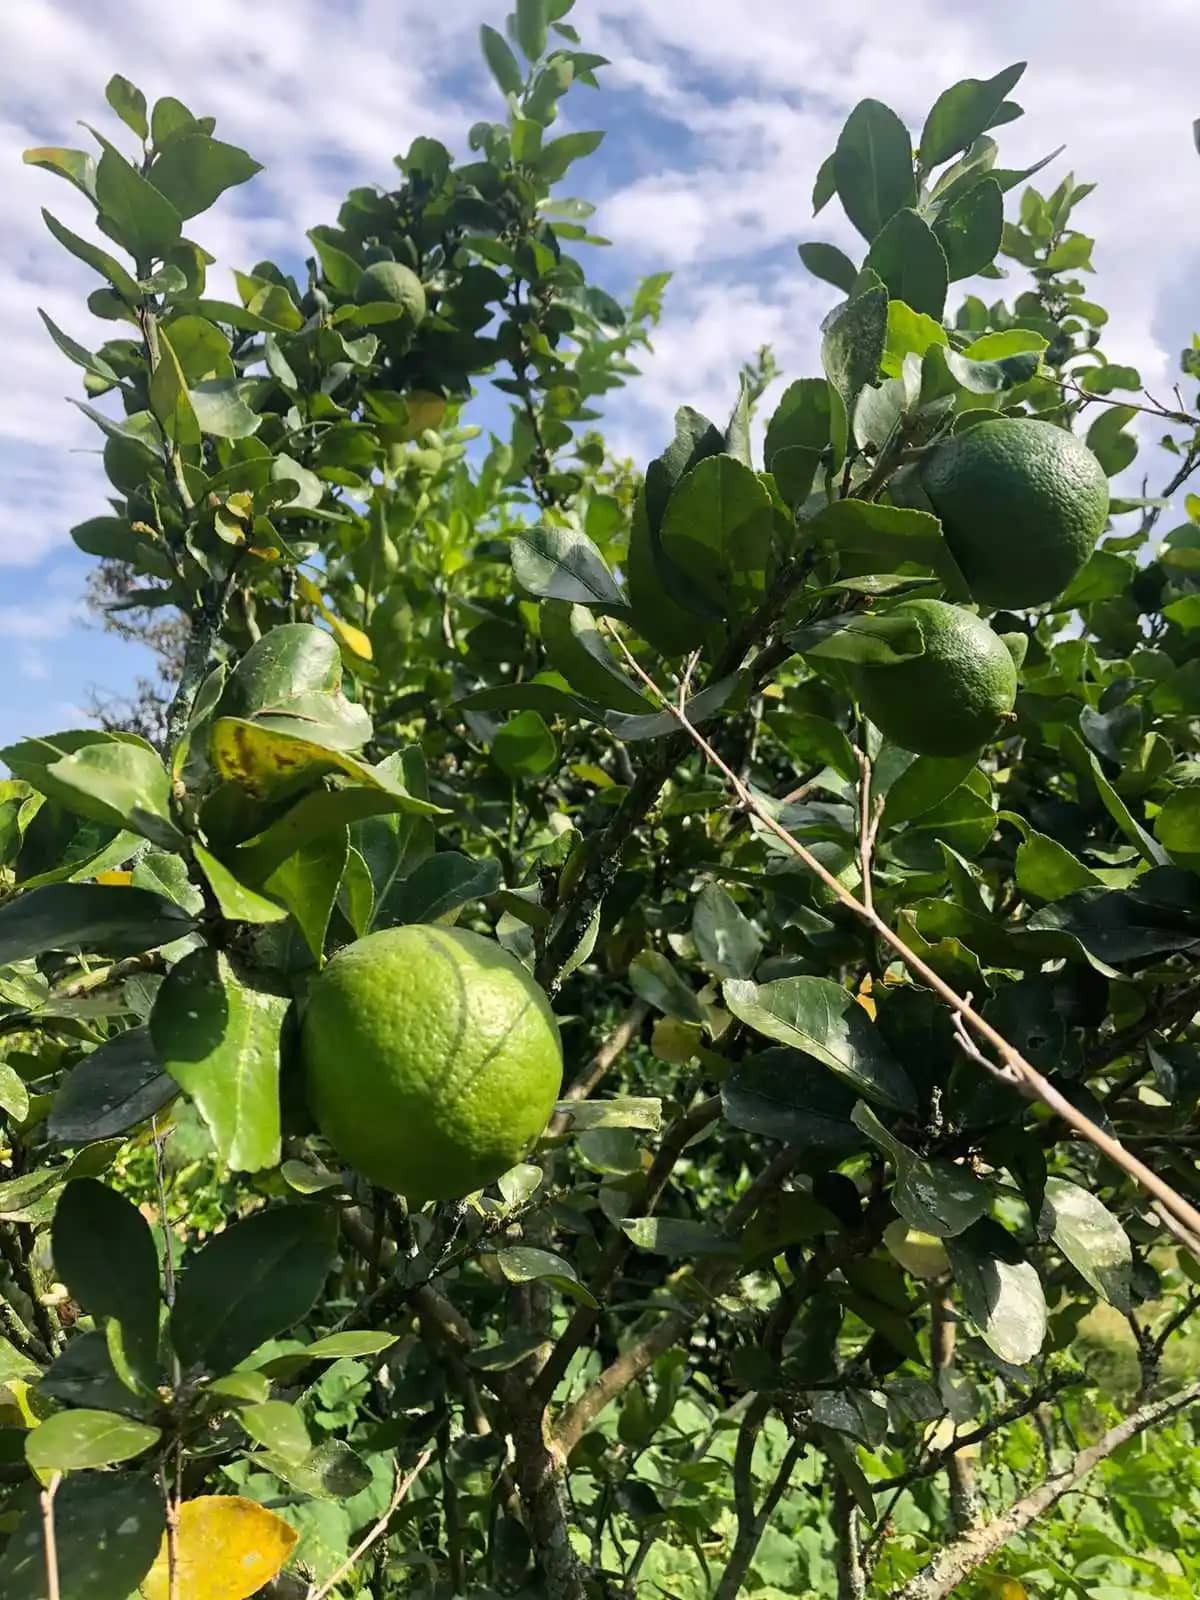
(2, 0, 1198, 752)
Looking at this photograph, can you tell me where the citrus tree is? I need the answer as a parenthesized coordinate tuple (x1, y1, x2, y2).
(4, 9, 1200, 1598)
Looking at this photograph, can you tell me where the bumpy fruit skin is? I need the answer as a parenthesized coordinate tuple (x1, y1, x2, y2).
(851, 598, 1017, 757)
(919, 417, 1108, 608)
(354, 260, 426, 327)
(302, 925, 562, 1202)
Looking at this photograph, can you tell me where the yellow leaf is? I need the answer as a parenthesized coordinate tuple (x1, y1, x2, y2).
(854, 974, 877, 1021)
(296, 575, 373, 660)
(141, 1496, 298, 1600)
(94, 869, 133, 886)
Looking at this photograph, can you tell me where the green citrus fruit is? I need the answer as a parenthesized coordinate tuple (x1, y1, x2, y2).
(919, 417, 1108, 608)
(850, 598, 1017, 757)
(354, 260, 426, 327)
(302, 925, 562, 1202)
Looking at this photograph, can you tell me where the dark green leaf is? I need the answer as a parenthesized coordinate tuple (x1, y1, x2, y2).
(852, 1103, 989, 1237)
(148, 134, 261, 219)
(865, 209, 948, 318)
(42, 741, 182, 851)
(171, 1205, 338, 1374)
(920, 65, 1026, 169)
(384, 852, 502, 926)
(93, 131, 182, 259)
(494, 1245, 598, 1306)
(0, 884, 195, 965)
(933, 177, 1004, 279)
(263, 831, 348, 960)
(788, 611, 926, 666)
(722, 976, 916, 1113)
(834, 100, 916, 241)
(821, 288, 888, 460)
(539, 130, 605, 183)
(722, 1048, 861, 1150)
(481, 24, 524, 95)
(42, 209, 140, 302)
(0, 1473, 164, 1600)
(692, 884, 761, 980)
(629, 950, 704, 1023)
(798, 241, 858, 293)
(150, 948, 288, 1172)
(49, 1027, 175, 1144)
(659, 453, 772, 618)
(53, 1179, 161, 1393)
(105, 74, 148, 138)
(515, 0, 548, 60)
(622, 1217, 738, 1257)
(258, 1438, 372, 1500)
(510, 525, 627, 609)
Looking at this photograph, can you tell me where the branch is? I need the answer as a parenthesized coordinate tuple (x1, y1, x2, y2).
(603, 623, 1200, 1249)
(834, 1473, 866, 1600)
(306, 1447, 433, 1600)
(713, 1424, 807, 1600)
(531, 1095, 722, 1408)
(890, 1380, 1200, 1600)
(929, 1285, 979, 1533)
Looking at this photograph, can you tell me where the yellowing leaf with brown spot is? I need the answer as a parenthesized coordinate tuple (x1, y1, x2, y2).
(296, 575, 373, 661)
(140, 1495, 298, 1600)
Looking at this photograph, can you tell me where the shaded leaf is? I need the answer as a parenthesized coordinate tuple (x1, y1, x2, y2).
(49, 1027, 175, 1144)
(52, 1178, 161, 1394)
(0, 1473, 163, 1600)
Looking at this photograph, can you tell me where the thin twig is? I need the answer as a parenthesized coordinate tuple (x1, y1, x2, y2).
(307, 1447, 433, 1600)
(602, 620, 1200, 1249)
(40, 1471, 62, 1600)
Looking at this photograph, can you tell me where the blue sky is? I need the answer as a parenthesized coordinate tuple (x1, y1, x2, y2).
(2, 0, 1199, 754)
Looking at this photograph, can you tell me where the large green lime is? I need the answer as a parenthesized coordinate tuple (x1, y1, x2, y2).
(850, 599, 1017, 757)
(354, 260, 426, 327)
(302, 925, 561, 1202)
(919, 418, 1108, 608)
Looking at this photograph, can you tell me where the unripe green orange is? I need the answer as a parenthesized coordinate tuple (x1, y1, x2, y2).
(302, 925, 562, 1202)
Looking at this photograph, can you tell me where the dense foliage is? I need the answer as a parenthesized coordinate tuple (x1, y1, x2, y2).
(3, 7, 1200, 1598)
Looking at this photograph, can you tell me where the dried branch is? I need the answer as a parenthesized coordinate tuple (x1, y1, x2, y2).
(602, 621, 1200, 1248)
(890, 1381, 1200, 1600)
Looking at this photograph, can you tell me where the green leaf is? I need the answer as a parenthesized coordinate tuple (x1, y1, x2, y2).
(1086, 404, 1138, 476)
(946, 1233, 1046, 1365)
(263, 831, 348, 960)
(933, 177, 1004, 279)
(38, 312, 122, 386)
(721, 1048, 861, 1151)
(189, 379, 261, 439)
(555, 1097, 662, 1133)
(42, 741, 182, 851)
(383, 851, 502, 926)
(1015, 831, 1101, 901)
(0, 884, 195, 966)
(510, 525, 627, 609)
(0, 1473, 164, 1600)
(809, 499, 958, 583)
(852, 1103, 988, 1237)
(481, 23, 524, 95)
(170, 1205, 338, 1375)
(258, 1438, 373, 1501)
(42, 208, 140, 302)
(764, 378, 831, 508)
(1157, 788, 1200, 866)
(1039, 1177, 1132, 1312)
(629, 950, 704, 1023)
(148, 134, 261, 219)
(241, 1400, 312, 1462)
(539, 130, 605, 183)
(822, 287, 888, 462)
(93, 131, 182, 260)
(515, 0, 548, 60)
(722, 976, 916, 1113)
(622, 1217, 738, 1257)
(105, 74, 148, 138)
(788, 611, 926, 666)
(150, 948, 288, 1172)
(216, 623, 372, 753)
(659, 454, 772, 617)
(233, 786, 438, 886)
(149, 326, 200, 446)
(920, 64, 1026, 169)
(494, 1245, 598, 1306)
(25, 1408, 160, 1474)
(23, 147, 97, 201)
(692, 884, 761, 980)
(53, 1179, 161, 1394)
(834, 99, 916, 241)
(494, 710, 559, 778)
(466, 1330, 548, 1371)
(49, 1027, 175, 1144)
(880, 753, 979, 830)
(352, 751, 435, 931)
(0, 1061, 30, 1123)
(865, 210, 948, 319)
(192, 843, 287, 923)
(539, 602, 651, 713)
(798, 241, 858, 293)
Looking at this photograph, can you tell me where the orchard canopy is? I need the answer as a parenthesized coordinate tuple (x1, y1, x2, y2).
(3, 7, 1200, 1600)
